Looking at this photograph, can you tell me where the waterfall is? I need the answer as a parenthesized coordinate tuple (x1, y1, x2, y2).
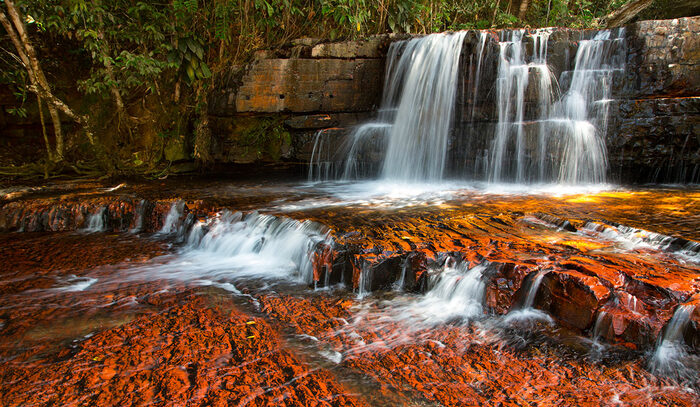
(183, 211, 332, 284)
(390, 259, 487, 326)
(308, 28, 625, 185)
(504, 270, 553, 323)
(486, 29, 623, 184)
(381, 32, 467, 181)
(553, 30, 621, 183)
(650, 304, 698, 381)
(129, 199, 146, 233)
(489, 30, 555, 183)
(522, 270, 547, 309)
(82, 207, 106, 233)
(308, 32, 466, 182)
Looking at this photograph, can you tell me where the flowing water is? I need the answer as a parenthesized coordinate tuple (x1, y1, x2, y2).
(1, 181, 699, 405)
(1, 24, 699, 406)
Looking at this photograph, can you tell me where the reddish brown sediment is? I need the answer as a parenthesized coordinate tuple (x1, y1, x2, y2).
(0, 233, 366, 406)
(293, 192, 700, 348)
(0, 293, 367, 406)
(255, 292, 698, 406)
(0, 182, 698, 405)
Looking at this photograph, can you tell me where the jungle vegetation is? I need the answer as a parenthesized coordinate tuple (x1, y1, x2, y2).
(0, 0, 692, 178)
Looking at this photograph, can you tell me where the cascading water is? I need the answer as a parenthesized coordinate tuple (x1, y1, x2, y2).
(650, 303, 699, 381)
(180, 211, 332, 284)
(308, 27, 625, 186)
(504, 269, 553, 323)
(487, 29, 624, 184)
(380, 32, 467, 181)
(309, 31, 467, 182)
(377, 259, 488, 327)
(82, 207, 106, 233)
(489, 30, 556, 183)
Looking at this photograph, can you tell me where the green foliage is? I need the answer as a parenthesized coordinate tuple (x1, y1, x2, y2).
(0, 44, 30, 117)
(0, 0, 642, 174)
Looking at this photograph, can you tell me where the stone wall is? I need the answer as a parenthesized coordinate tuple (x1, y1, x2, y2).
(208, 36, 392, 166)
(610, 17, 700, 183)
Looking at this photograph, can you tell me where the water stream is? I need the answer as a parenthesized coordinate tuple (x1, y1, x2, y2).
(1, 22, 699, 405)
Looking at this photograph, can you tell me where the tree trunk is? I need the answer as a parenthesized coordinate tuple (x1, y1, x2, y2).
(1, 1, 95, 151)
(604, 0, 654, 27)
(36, 95, 54, 162)
(96, 14, 124, 113)
(193, 83, 213, 167)
(518, 0, 530, 20)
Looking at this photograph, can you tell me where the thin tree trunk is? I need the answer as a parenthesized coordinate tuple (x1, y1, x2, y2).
(96, 14, 124, 113)
(47, 106, 64, 160)
(193, 83, 213, 166)
(492, 0, 502, 26)
(36, 95, 54, 162)
(1, 1, 95, 149)
(518, 0, 530, 20)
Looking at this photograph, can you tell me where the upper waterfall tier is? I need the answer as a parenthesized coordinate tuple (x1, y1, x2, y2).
(308, 28, 627, 184)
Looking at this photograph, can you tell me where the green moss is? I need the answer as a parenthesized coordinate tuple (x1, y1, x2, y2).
(238, 117, 292, 162)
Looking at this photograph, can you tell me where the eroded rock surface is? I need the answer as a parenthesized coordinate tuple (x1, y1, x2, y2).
(1, 181, 699, 405)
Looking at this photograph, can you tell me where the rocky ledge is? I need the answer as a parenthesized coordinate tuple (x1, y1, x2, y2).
(2, 185, 698, 356)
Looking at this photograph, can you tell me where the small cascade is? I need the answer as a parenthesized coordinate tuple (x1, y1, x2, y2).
(183, 211, 332, 284)
(129, 199, 146, 233)
(489, 29, 556, 183)
(504, 270, 553, 323)
(592, 310, 610, 340)
(392, 259, 487, 326)
(393, 258, 410, 292)
(82, 207, 106, 233)
(650, 304, 698, 380)
(158, 200, 186, 236)
(580, 221, 700, 262)
(357, 268, 371, 299)
(523, 269, 547, 309)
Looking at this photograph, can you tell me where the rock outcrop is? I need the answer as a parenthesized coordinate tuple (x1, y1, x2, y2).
(209, 17, 700, 183)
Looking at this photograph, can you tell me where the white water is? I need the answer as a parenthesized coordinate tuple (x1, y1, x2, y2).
(580, 221, 700, 263)
(330, 260, 488, 357)
(82, 207, 106, 233)
(360, 260, 488, 326)
(488, 29, 623, 184)
(158, 200, 186, 235)
(129, 199, 146, 233)
(405, 260, 487, 325)
(650, 304, 698, 381)
(504, 269, 553, 323)
(309, 31, 466, 182)
(173, 211, 332, 284)
(53, 275, 98, 292)
(381, 32, 467, 181)
(308, 28, 625, 186)
(490, 30, 556, 183)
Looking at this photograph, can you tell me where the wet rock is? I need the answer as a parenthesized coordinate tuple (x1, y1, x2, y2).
(622, 17, 700, 99)
(484, 262, 531, 314)
(607, 96, 699, 184)
(529, 269, 612, 331)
